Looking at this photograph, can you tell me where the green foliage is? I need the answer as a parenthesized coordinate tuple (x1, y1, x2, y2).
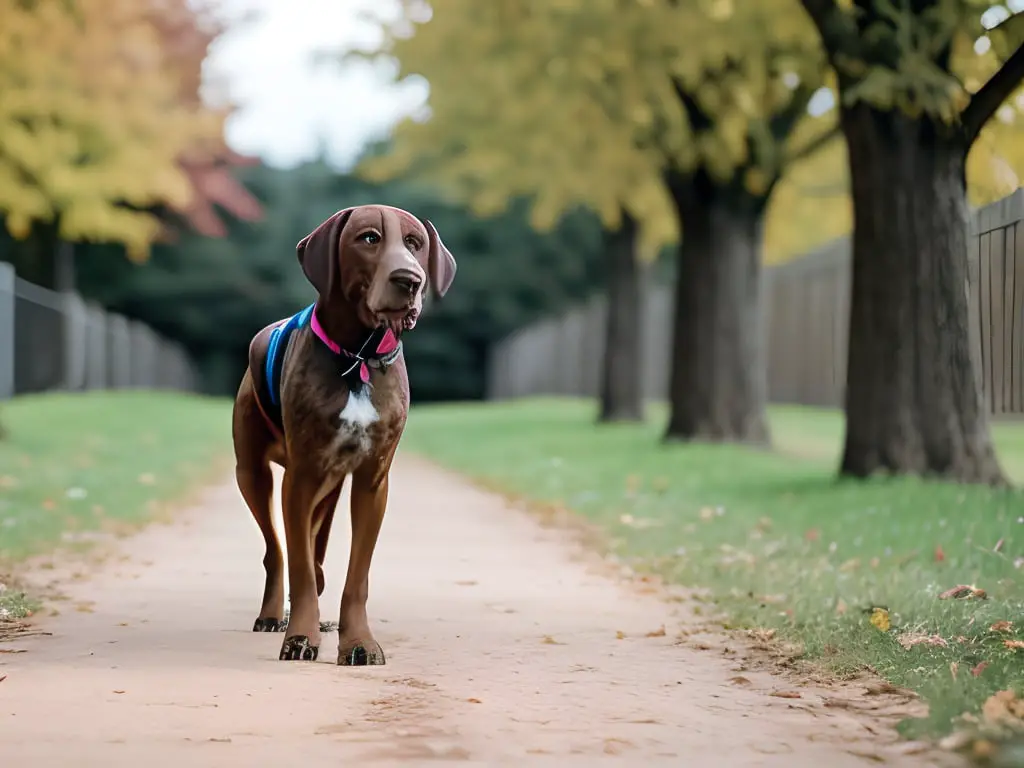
(74, 156, 607, 400)
(402, 398, 1024, 740)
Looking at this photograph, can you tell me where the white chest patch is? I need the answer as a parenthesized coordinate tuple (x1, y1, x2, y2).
(339, 387, 379, 428)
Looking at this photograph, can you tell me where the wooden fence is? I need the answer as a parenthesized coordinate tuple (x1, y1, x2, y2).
(486, 187, 1024, 416)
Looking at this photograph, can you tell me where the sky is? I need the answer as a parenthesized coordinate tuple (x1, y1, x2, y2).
(201, 0, 427, 170)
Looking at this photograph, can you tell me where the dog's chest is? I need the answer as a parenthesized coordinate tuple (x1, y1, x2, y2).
(319, 385, 403, 471)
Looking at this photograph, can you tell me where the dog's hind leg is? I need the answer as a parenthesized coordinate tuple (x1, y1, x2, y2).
(312, 481, 342, 597)
(233, 373, 286, 632)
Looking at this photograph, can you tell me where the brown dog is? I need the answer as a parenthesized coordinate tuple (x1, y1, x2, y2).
(231, 205, 456, 664)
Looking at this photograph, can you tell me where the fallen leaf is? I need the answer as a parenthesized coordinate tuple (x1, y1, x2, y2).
(113, 690, 126, 694)
(540, 635, 564, 645)
(939, 584, 987, 600)
(804, 528, 820, 542)
(971, 661, 989, 677)
(748, 628, 776, 643)
(990, 621, 1014, 633)
(41, 499, 56, 511)
(1004, 639, 1024, 650)
(994, 538, 1005, 553)
(467, 697, 482, 704)
(729, 676, 752, 685)
(981, 689, 1024, 727)
(950, 661, 959, 680)
(770, 690, 802, 699)
(897, 632, 948, 650)
(615, 630, 626, 640)
(839, 559, 860, 572)
(645, 625, 666, 638)
(934, 544, 945, 562)
(972, 740, 997, 759)
(869, 607, 891, 632)
(869, 557, 880, 568)
(0, 649, 27, 654)
(938, 731, 973, 751)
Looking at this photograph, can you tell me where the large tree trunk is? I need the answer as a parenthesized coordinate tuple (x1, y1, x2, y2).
(598, 210, 645, 423)
(663, 170, 770, 444)
(838, 102, 1004, 484)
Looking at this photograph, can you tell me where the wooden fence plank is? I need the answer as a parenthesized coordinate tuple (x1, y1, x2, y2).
(991, 229, 1006, 414)
(980, 231, 993, 411)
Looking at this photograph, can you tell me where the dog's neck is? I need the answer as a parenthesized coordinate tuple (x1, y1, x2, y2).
(312, 297, 372, 354)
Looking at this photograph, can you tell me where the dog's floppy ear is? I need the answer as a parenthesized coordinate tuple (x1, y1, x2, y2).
(423, 218, 456, 299)
(296, 207, 355, 297)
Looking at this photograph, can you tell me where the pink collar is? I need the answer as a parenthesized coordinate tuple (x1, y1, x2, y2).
(310, 307, 342, 354)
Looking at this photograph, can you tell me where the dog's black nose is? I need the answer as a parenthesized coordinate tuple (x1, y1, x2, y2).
(389, 270, 422, 294)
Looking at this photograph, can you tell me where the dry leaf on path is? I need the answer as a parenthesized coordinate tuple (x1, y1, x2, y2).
(870, 607, 891, 632)
(615, 630, 626, 640)
(540, 635, 564, 645)
(897, 632, 948, 650)
(939, 584, 987, 600)
(0, 648, 27, 654)
(730, 676, 752, 686)
(645, 625, 666, 638)
(467, 698, 482, 704)
(770, 690, 802, 699)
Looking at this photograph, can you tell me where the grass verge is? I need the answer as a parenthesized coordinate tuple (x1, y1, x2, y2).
(0, 391, 232, 564)
(403, 398, 1024, 742)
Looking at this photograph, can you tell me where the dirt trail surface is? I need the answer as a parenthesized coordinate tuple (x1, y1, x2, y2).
(1, 455, 961, 767)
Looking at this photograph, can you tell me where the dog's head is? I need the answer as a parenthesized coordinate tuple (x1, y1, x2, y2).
(296, 205, 456, 336)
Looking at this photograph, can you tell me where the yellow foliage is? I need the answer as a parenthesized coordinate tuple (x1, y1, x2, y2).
(359, 0, 829, 255)
(0, 0, 224, 260)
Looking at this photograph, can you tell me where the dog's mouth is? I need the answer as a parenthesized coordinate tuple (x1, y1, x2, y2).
(376, 307, 419, 333)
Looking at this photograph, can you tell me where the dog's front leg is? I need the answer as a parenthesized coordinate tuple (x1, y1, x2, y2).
(337, 458, 392, 666)
(279, 466, 325, 661)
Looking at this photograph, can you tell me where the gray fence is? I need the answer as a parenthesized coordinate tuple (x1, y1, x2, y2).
(0, 261, 197, 399)
(487, 187, 1024, 416)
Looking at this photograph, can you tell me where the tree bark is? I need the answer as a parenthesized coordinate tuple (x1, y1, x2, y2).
(663, 170, 770, 445)
(838, 102, 1005, 484)
(598, 210, 645, 423)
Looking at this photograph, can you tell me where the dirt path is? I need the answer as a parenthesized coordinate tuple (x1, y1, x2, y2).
(1, 454, 961, 767)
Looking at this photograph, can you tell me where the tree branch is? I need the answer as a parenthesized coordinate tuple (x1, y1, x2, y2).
(962, 41, 1024, 147)
(785, 123, 841, 165)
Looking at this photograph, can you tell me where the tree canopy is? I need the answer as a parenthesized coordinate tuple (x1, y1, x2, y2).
(0, 0, 256, 260)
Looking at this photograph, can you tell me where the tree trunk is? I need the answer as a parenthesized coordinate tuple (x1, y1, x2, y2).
(838, 102, 1005, 484)
(663, 171, 770, 445)
(598, 210, 645, 423)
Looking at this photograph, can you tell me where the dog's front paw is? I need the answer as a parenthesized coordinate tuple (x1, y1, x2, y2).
(279, 635, 319, 661)
(338, 638, 386, 666)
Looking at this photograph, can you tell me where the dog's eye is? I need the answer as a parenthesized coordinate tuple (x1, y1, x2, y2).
(404, 235, 421, 250)
(358, 231, 381, 245)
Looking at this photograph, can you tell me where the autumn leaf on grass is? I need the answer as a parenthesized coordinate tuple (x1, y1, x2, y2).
(1004, 640, 1024, 651)
(972, 661, 990, 677)
(990, 621, 1014, 633)
(897, 632, 948, 650)
(981, 690, 1024, 729)
(939, 584, 987, 600)
(869, 607, 891, 632)
(934, 544, 945, 562)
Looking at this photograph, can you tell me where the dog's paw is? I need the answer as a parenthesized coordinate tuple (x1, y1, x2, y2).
(253, 617, 288, 632)
(338, 639, 386, 666)
(279, 635, 319, 661)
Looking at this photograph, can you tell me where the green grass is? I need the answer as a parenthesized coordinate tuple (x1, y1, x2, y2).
(0, 391, 232, 563)
(403, 398, 1024, 740)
